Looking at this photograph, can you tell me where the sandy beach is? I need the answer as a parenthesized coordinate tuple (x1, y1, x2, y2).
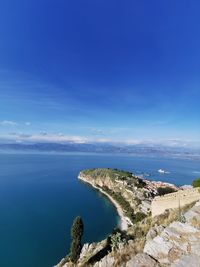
(78, 175, 132, 230)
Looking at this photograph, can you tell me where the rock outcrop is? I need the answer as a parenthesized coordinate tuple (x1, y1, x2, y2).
(78, 169, 152, 215)
(57, 200, 200, 266)
(126, 253, 159, 267)
(56, 168, 200, 267)
(143, 200, 200, 266)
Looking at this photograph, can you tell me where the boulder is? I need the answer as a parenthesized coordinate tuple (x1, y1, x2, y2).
(144, 235, 173, 261)
(194, 200, 200, 207)
(126, 253, 159, 267)
(167, 221, 198, 234)
(146, 225, 165, 241)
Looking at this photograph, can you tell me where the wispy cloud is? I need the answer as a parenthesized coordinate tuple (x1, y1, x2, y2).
(90, 128, 107, 136)
(0, 132, 199, 148)
(0, 132, 90, 144)
(0, 120, 18, 126)
(0, 120, 32, 127)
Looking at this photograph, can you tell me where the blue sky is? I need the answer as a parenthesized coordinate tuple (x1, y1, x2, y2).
(0, 0, 200, 146)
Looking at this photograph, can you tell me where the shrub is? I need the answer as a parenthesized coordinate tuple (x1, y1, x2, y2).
(137, 179, 146, 188)
(157, 186, 176, 196)
(134, 212, 146, 222)
(192, 178, 200, 188)
(110, 232, 122, 251)
(101, 186, 146, 224)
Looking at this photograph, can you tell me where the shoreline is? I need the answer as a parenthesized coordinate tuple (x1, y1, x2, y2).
(78, 175, 132, 230)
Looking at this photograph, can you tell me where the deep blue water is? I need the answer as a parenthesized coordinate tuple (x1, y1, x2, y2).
(0, 153, 199, 267)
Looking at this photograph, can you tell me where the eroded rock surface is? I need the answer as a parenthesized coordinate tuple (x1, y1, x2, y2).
(126, 253, 159, 267)
(56, 200, 200, 267)
(144, 200, 200, 266)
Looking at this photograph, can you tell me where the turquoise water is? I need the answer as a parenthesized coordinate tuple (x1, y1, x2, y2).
(0, 153, 199, 267)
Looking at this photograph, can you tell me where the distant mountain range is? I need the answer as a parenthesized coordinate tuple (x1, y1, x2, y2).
(0, 142, 199, 160)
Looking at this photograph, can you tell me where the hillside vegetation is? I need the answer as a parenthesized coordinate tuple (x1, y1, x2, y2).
(56, 168, 200, 267)
(192, 178, 200, 188)
(81, 168, 145, 187)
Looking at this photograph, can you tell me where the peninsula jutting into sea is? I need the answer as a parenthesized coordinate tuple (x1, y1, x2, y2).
(1, 1, 200, 266)
(56, 168, 200, 267)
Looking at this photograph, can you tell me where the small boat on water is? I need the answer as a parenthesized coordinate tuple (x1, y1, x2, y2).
(158, 169, 166, 174)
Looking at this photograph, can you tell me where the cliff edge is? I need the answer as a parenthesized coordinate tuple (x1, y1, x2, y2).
(55, 168, 200, 267)
(56, 200, 200, 267)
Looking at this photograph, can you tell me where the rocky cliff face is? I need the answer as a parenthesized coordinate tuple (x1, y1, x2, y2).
(143, 200, 200, 266)
(78, 169, 152, 214)
(56, 169, 200, 267)
(56, 200, 200, 267)
(79, 171, 116, 190)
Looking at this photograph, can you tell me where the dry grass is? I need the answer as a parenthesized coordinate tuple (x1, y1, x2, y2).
(113, 238, 146, 267)
(190, 216, 200, 229)
(62, 201, 197, 267)
(152, 201, 196, 227)
(111, 201, 198, 267)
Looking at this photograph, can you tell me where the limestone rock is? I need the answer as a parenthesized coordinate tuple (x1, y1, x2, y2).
(93, 255, 115, 267)
(143, 203, 200, 266)
(54, 259, 73, 267)
(78, 240, 107, 266)
(146, 228, 157, 241)
(146, 225, 165, 241)
(190, 241, 200, 255)
(55, 196, 200, 267)
(184, 210, 199, 222)
(184, 205, 200, 229)
(79, 243, 90, 258)
(167, 221, 198, 234)
(171, 254, 200, 267)
(144, 235, 173, 264)
(195, 200, 200, 207)
(126, 253, 159, 267)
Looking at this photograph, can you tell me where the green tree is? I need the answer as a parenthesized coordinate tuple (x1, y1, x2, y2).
(192, 178, 200, 188)
(157, 186, 176, 196)
(110, 232, 122, 251)
(70, 216, 84, 263)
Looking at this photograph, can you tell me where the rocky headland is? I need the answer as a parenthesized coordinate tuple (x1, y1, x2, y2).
(78, 168, 153, 229)
(55, 168, 200, 267)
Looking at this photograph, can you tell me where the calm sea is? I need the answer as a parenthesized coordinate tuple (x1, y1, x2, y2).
(0, 153, 199, 267)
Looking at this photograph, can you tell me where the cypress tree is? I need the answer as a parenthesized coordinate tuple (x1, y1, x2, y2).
(70, 216, 84, 263)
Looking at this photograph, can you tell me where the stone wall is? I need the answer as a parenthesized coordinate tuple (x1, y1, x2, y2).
(151, 188, 200, 217)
